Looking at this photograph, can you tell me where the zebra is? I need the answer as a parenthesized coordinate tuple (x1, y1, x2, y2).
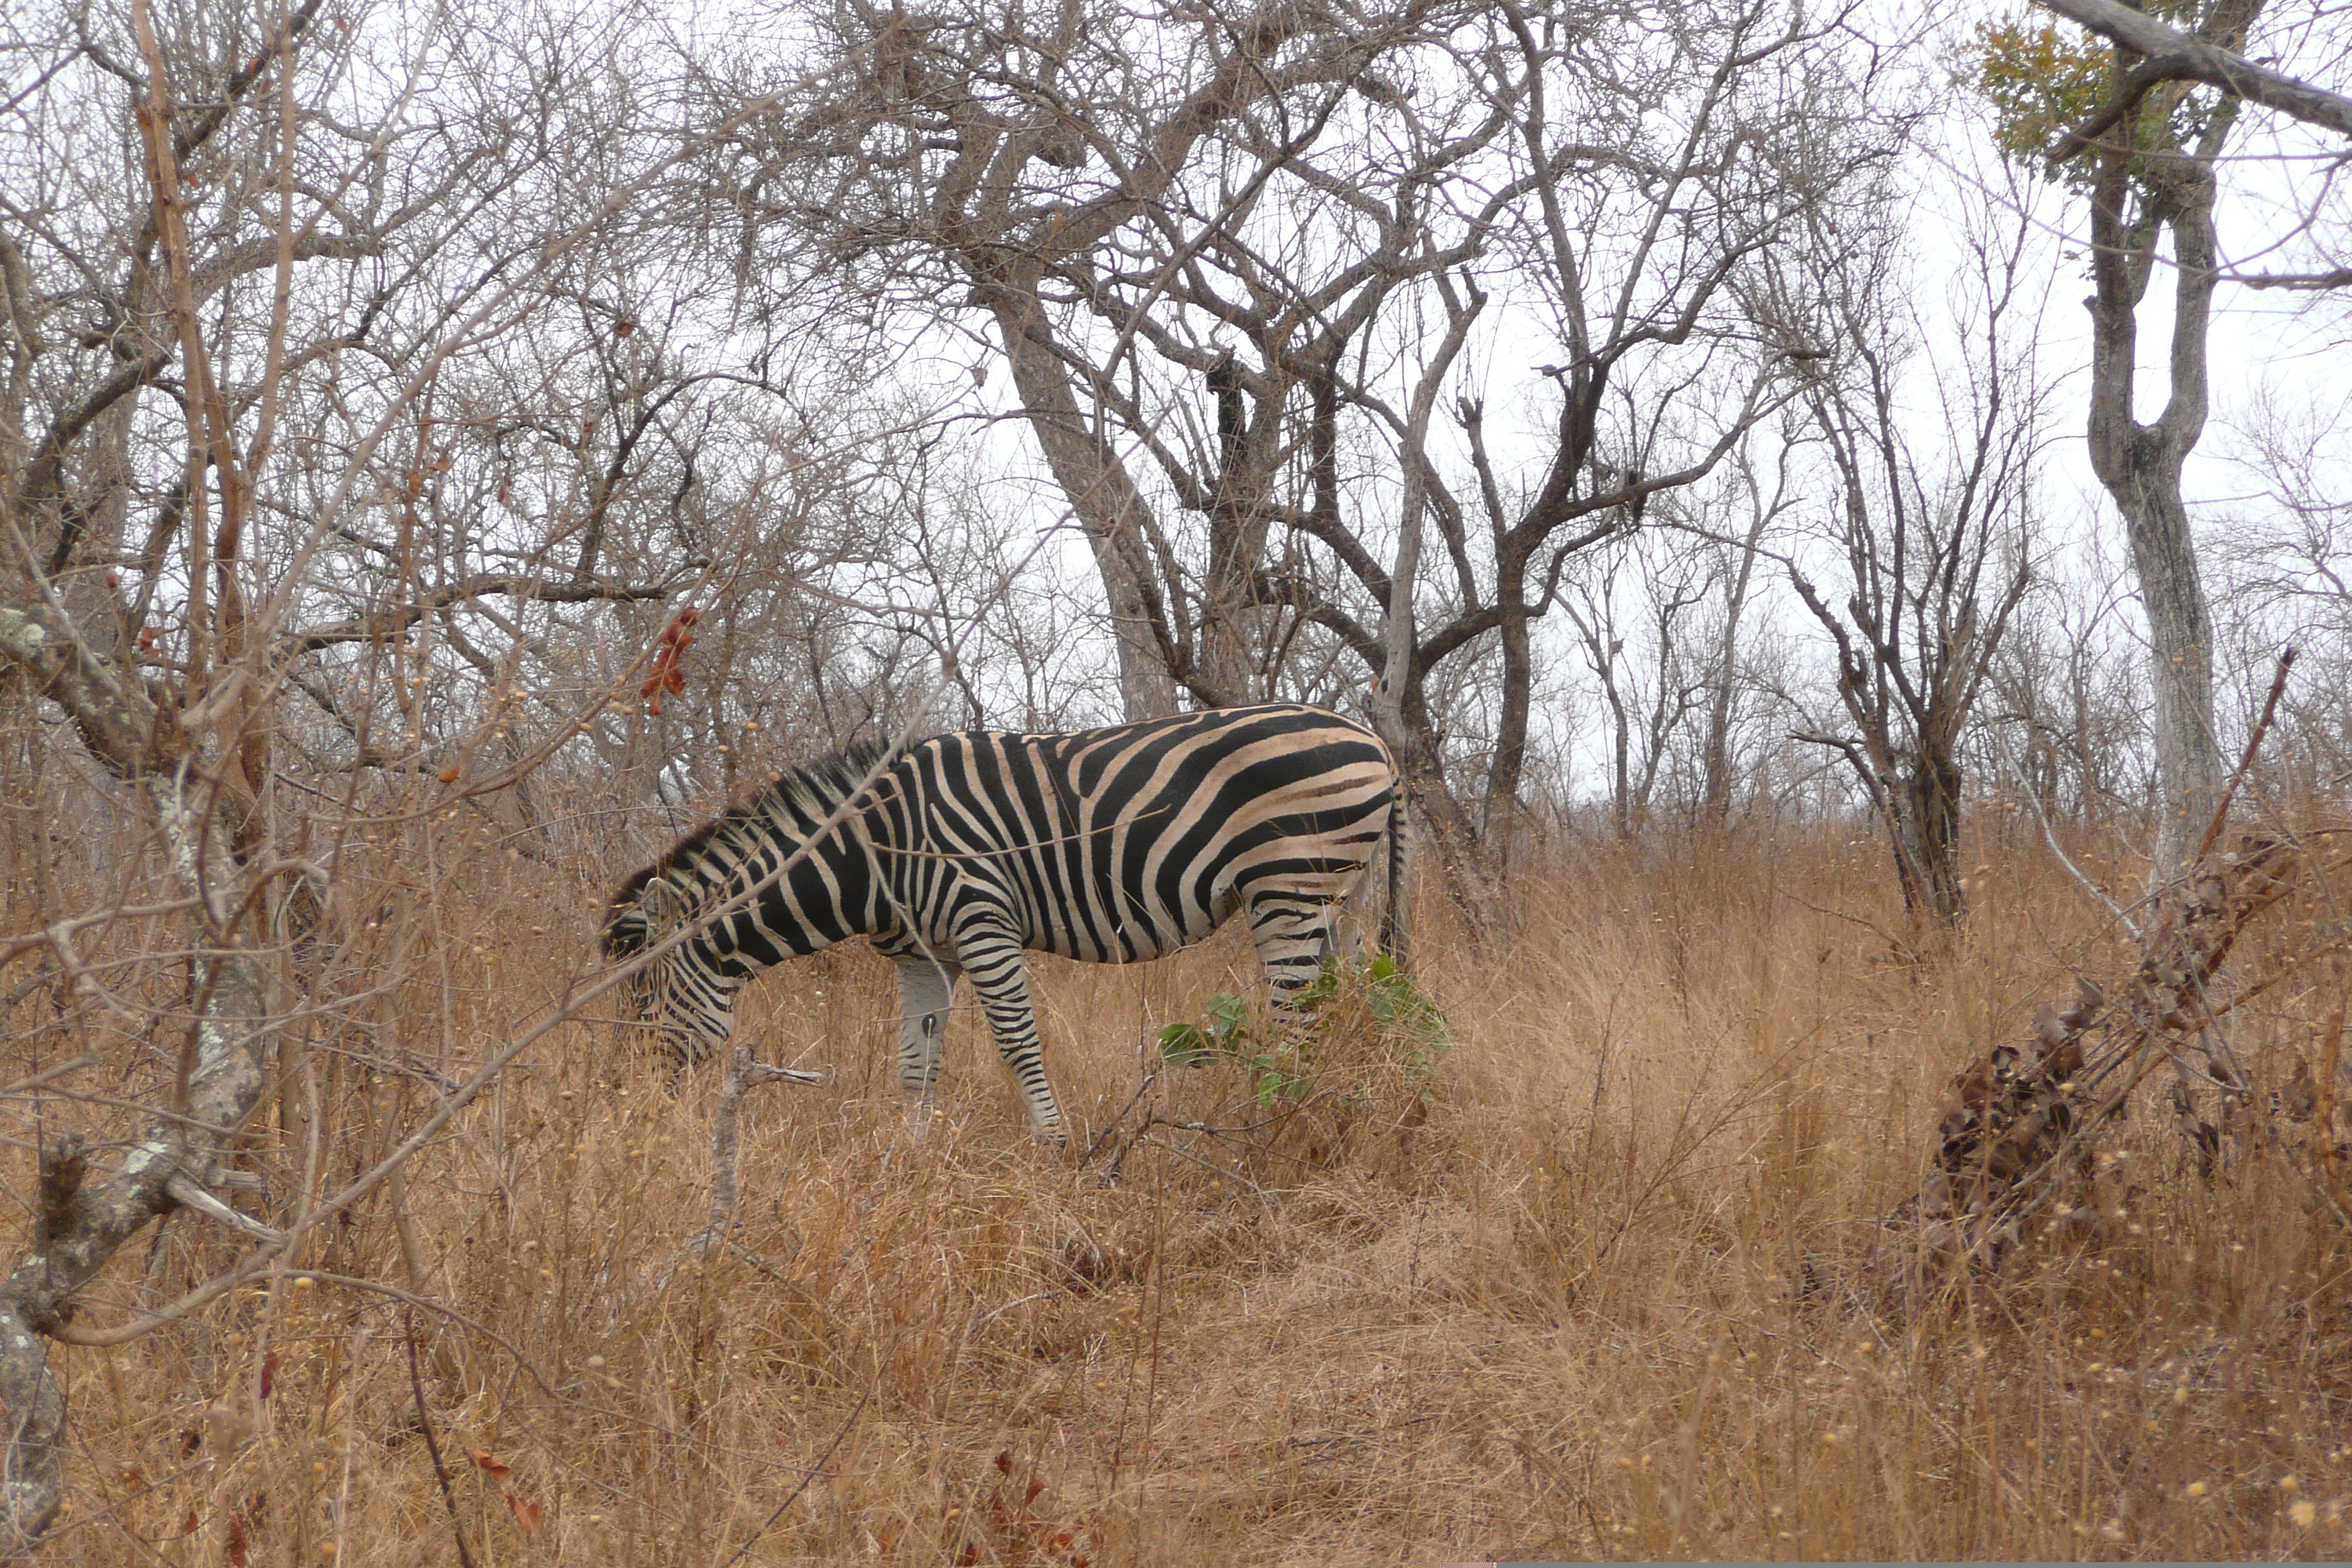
(600, 703, 1404, 1143)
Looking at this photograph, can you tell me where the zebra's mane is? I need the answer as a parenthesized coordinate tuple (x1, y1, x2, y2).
(601, 736, 892, 958)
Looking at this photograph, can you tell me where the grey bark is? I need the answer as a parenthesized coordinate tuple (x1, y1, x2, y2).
(2037, 0, 2352, 139)
(984, 287, 1177, 721)
(0, 595, 273, 1559)
(2078, 6, 2258, 874)
(1371, 287, 1484, 908)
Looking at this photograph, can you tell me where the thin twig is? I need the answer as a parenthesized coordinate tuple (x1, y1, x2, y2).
(720, 1390, 870, 1568)
(269, 1270, 562, 1397)
(163, 1173, 284, 1245)
(670, 1047, 816, 1278)
(2192, 647, 2296, 869)
(404, 1308, 480, 1568)
(964, 1290, 1059, 1341)
(1078, 1072, 1158, 1172)
(1778, 889, 1920, 960)
(2005, 740, 2141, 941)
(717, 1238, 795, 1287)
(0, 1055, 98, 1098)
(1138, 1131, 1267, 1196)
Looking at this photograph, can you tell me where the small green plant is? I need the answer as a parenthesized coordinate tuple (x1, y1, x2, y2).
(1155, 990, 1251, 1069)
(1300, 951, 1451, 1085)
(1158, 988, 1307, 1108)
(1157, 954, 1450, 1110)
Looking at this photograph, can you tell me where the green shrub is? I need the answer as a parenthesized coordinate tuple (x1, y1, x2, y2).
(1158, 954, 1450, 1112)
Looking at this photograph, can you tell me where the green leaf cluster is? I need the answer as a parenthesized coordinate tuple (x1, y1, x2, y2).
(1157, 953, 1452, 1112)
(1970, 7, 2220, 195)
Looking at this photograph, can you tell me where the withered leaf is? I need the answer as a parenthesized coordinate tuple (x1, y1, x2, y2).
(505, 1491, 544, 1534)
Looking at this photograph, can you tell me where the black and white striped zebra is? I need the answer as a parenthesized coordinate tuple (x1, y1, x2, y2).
(601, 704, 1403, 1142)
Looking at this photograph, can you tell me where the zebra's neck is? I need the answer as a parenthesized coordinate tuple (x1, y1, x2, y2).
(702, 745, 887, 962)
(607, 741, 888, 968)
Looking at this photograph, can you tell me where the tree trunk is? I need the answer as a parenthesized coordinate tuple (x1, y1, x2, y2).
(1901, 745, 1967, 925)
(986, 286, 1177, 721)
(1701, 478, 1774, 832)
(2081, 45, 2245, 877)
(1604, 655, 1631, 838)
(0, 604, 276, 1552)
(1201, 355, 1270, 705)
(1372, 285, 1485, 944)
(2118, 461, 2219, 871)
(1370, 472, 1425, 796)
(1396, 679, 1500, 922)
(1486, 561, 1534, 858)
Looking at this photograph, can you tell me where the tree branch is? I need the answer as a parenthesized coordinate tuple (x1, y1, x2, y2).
(0, 773, 274, 1553)
(0, 603, 170, 778)
(278, 573, 673, 656)
(2044, 54, 2198, 162)
(2220, 266, 2352, 290)
(2035, 0, 2352, 140)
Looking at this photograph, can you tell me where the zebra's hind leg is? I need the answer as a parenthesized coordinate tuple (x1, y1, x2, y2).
(894, 954, 960, 1143)
(956, 932, 1065, 1146)
(1246, 890, 1337, 1045)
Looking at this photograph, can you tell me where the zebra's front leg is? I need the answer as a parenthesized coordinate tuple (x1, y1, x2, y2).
(957, 933, 1064, 1146)
(895, 954, 960, 1144)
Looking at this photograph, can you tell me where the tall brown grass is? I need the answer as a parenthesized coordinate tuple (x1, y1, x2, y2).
(24, 823, 2352, 1564)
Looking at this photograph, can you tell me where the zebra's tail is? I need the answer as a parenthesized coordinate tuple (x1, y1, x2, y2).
(1379, 785, 1409, 968)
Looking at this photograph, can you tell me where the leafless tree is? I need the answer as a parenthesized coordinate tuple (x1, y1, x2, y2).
(0, 0, 958, 1548)
(727, 0, 1871, 923)
(2212, 387, 2352, 788)
(1563, 531, 1710, 837)
(1987, 538, 2151, 833)
(1643, 446, 1798, 832)
(1774, 172, 2051, 926)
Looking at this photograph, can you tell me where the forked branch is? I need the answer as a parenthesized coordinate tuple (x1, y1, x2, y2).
(2035, 0, 2352, 143)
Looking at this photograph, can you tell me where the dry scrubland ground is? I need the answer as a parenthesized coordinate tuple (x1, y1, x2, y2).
(24, 828, 2352, 1564)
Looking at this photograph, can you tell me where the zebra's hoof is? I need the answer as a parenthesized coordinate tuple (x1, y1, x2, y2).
(905, 1103, 941, 1145)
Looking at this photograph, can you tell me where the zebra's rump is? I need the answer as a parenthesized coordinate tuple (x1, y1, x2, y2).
(874, 704, 1398, 962)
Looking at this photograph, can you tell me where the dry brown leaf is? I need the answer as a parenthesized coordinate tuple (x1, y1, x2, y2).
(505, 1491, 545, 1534)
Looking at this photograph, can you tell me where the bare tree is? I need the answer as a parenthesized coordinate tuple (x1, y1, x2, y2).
(0, 0, 927, 1548)
(1988, 541, 2150, 832)
(2211, 387, 2352, 786)
(734, 0, 1862, 923)
(1696, 455, 1795, 832)
(1563, 532, 1709, 837)
(1775, 172, 2050, 927)
(2076, 0, 2253, 875)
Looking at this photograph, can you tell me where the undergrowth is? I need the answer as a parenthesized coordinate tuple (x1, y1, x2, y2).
(10, 822, 2352, 1564)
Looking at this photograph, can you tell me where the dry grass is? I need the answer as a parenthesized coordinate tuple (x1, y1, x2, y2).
(24, 824, 2352, 1564)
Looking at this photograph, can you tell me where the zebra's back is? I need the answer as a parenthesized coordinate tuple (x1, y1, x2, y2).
(870, 704, 1397, 964)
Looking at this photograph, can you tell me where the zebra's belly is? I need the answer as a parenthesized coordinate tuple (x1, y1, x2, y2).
(1021, 879, 1237, 965)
